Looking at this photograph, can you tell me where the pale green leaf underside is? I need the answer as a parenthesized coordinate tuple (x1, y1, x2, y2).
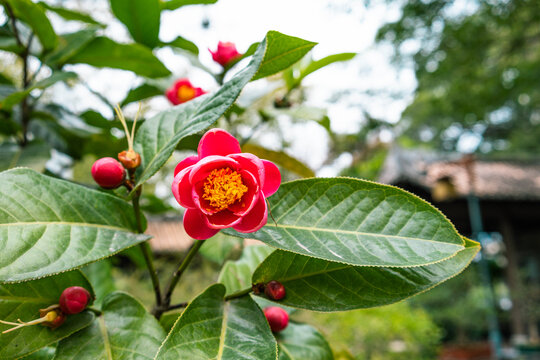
(0, 271, 95, 359)
(133, 31, 315, 190)
(55, 292, 166, 360)
(155, 284, 277, 360)
(226, 178, 465, 267)
(0, 169, 150, 283)
(218, 245, 274, 295)
(277, 323, 333, 360)
(252, 239, 480, 311)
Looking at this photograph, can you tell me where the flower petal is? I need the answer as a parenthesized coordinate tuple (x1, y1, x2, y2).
(172, 168, 196, 209)
(233, 193, 268, 233)
(189, 155, 239, 185)
(228, 169, 259, 216)
(261, 160, 281, 197)
(228, 153, 265, 186)
(198, 128, 241, 158)
(183, 208, 220, 240)
(205, 210, 241, 229)
(174, 155, 199, 177)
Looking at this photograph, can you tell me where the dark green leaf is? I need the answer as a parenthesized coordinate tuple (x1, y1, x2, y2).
(44, 28, 98, 67)
(0, 142, 50, 172)
(199, 232, 242, 265)
(20, 346, 56, 360)
(38, 2, 102, 26)
(277, 323, 333, 360)
(160, 0, 217, 11)
(155, 284, 278, 359)
(218, 245, 273, 295)
(0, 168, 150, 283)
(121, 83, 163, 106)
(4, 0, 57, 50)
(133, 31, 312, 190)
(242, 143, 315, 178)
(1, 72, 77, 109)
(82, 260, 116, 308)
(252, 239, 480, 311)
(0, 270, 95, 359)
(252, 31, 316, 81)
(65, 37, 171, 78)
(110, 0, 160, 48)
(161, 35, 199, 55)
(55, 292, 166, 360)
(225, 178, 465, 267)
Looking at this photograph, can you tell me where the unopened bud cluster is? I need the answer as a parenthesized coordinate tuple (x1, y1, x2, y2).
(0, 286, 92, 334)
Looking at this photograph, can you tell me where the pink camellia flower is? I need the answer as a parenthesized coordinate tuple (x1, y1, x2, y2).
(209, 41, 242, 67)
(165, 78, 206, 105)
(172, 128, 281, 240)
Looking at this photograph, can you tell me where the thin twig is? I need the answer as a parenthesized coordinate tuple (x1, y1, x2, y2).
(153, 240, 204, 318)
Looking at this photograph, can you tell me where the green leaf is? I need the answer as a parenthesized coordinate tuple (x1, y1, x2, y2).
(292, 52, 356, 89)
(218, 245, 274, 295)
(0, 72, 77, 109)
(82, 260, 116, 308)
(252, 239, 480, 311)
(0, 168, 150, 283)
(252, 31, 316, 81)
(121, 83, 163, 106)
(38, 2, 102, 26)
(132, 31, 313, 190)
(4, 0, 57, 51)
(0, 142, 51, 172)
(160, 0, 217, 11)
(65, 37, 171, 78)
(44, 28, 98, 67)
(0, 270, 95, 359)
(110, 0, 160, 48)
(20, 346, 56, 360)
(277, 323, 333, 360)
(161, 35, 199, 55)
(242, 143, 315, 178)
(199, 232, 242, 265)
(155, 284, 278, 359)
(225, 178, 465, 267)
(55, 292, 166, 360)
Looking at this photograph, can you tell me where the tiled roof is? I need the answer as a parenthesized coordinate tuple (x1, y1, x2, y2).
(379, 147, 540, 200)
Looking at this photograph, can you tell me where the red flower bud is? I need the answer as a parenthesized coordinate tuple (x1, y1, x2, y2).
(263, 306, 289, 333)
(209, 41, 242, 67)
(59, 286, 92, 315)
(265, 280, 286, 300)
(91, 157, 126, 189)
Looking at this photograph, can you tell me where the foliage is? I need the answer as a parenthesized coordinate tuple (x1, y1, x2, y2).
(0, 1, 478, 359)
(376, 0, 540, 154)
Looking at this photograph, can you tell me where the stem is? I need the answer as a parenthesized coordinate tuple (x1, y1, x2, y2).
(224, 287, 252, 301)
(166, 302, 188, 311)
(86, 307, 103, 316)
(153, 240, 204, 318)
(132, 192, 163, 315)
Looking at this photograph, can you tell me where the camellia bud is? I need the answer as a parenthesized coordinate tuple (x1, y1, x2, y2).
(91, 157, 126, 189)
(264, 280, 286, 300)
(263, 306, 289, 333)
(118, 149, 141, 170)
(59, 286, 92, 315)
(40, 309, 65, 329)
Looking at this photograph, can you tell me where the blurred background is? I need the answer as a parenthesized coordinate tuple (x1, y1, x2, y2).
(1, 0, 539, 359)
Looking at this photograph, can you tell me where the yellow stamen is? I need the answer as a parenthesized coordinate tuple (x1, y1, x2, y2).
(202, 168, 248, 211)
(177, 85, 196, 103)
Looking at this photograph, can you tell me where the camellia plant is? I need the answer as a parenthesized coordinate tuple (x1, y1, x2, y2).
(0, 1, 480, 359)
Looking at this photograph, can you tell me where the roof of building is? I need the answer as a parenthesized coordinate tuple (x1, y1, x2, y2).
(378, 147, 540, 201)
